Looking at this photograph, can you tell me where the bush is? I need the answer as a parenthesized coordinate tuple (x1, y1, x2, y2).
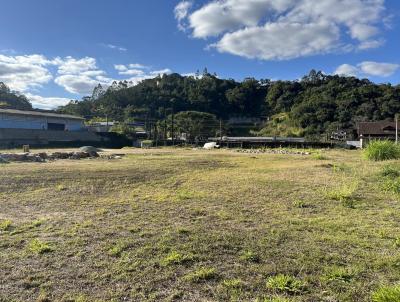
(372, 284, 400, 302)
(363, 140, 400, 161)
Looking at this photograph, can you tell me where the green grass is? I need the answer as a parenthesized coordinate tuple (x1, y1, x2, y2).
(184, 267, 217, 282)
(322, 266, 356, 283)
(28, 238, 54, 254)
(161, 251, 194, 266)
(372, 284, 400, 302)
(363, 140, 400, 161)
(266, 274, 305, 294)
(0, 219, 12, 231)
(0, 148, 398, 301)
(240, 250, 260, 263)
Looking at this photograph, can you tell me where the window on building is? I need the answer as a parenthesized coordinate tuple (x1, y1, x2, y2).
(47, 123, 65, 131)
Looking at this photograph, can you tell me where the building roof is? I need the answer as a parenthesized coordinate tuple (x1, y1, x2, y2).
(358, 121, 396, 136)
(0, 108, 84, 120)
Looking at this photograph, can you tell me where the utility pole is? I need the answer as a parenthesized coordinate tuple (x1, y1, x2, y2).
(396, 114, 399, 144)
(171, 108, 175, 146)
(164, 107, 167, 146)
(219, 119, 223, 145)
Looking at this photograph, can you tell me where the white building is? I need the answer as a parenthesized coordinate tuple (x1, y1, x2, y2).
(0, 109, 84, 131)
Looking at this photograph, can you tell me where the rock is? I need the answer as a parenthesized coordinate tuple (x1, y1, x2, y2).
(79, 146, 102, 153)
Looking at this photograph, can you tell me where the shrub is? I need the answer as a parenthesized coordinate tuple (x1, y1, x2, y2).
(184, 267, 217, 282)
(28, 239, 53, 254)
(372, 284, 400, 302)
(266, 274, 305, 294)
(363, 140, 400, 161)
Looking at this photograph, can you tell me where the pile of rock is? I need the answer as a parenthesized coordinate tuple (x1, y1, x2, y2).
(236, 149, 310, 155)
(0, 153, 46, 163)
(0, 148, 101, 163)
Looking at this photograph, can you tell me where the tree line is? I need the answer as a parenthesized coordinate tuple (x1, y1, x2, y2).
(1, 69, 400, 139)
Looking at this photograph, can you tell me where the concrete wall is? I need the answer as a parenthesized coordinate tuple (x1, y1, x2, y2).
(0, 128, 103, 147)
(0, 113, 84, 131)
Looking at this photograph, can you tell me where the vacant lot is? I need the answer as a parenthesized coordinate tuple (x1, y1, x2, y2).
(0, 148, 399, 301)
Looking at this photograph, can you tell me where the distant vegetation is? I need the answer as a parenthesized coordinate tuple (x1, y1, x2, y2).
(2, 68, 400, 139)
(0, 82, 32, 110)
(58, 69, 400, 139)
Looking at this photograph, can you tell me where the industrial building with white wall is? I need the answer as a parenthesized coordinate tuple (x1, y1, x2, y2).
(0, 108, 105, 147)
(0, 109, 85, 131)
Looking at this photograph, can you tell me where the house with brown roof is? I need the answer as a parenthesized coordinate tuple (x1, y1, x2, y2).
(357, 121, 398, 148)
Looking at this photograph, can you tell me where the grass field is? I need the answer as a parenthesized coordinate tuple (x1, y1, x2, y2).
(1, 148, 400, 302)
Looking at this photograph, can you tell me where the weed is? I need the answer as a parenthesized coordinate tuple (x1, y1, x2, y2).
(372, 284, 400, 302)
(31, 219, 45, 228)
(28, 239, 53, 254)
(0, 219, 12, 231)
(312, 152, 328, 160)
(108, 242, 130, 257)
(177, 227, 190, 235)
(380, 165, 400, 178)
(363, 140, 400, 161)
(266, 274, 305, 294)
(222, 278, 243, 289)
(161, 251, 194, 266)
(292, 199, 307, 208)
(325, 180, 358, 206)
(56, 184, 67, 191)
(393, 237, 400, 248)
(184, 267, 217, 282)
(382, 177, 400, 195)
(322, 266, 355, 283)
(240, 250, 260, 263)
(332, 163, 350, 173)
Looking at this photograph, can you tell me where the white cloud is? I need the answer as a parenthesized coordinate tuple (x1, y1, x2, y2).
(25, 93, 72, 110)
(334, 64, 360, 77)
(54, 74, 110, 95)
(119, 69, 145, 76)
(0, 54, 53, 91)
(214, 21, 340, 60)
(53, 56, 114, 94)
(0, 53, 172, 108)
(176, 0, 388, 60)
(358, 61, 400, 77)
(56, 56, 98, 75)
(103, 44, 128, 52)
(174, 1, 193, 31)
(113, 64, 171, 84)
(334, 61, 399, 78)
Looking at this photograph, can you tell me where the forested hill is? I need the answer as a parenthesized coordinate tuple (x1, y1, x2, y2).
(57, 70, 398, 137)
(0, 82, 32, 110)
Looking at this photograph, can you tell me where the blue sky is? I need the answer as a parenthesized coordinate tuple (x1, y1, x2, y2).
(0, 0, 399, 109)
